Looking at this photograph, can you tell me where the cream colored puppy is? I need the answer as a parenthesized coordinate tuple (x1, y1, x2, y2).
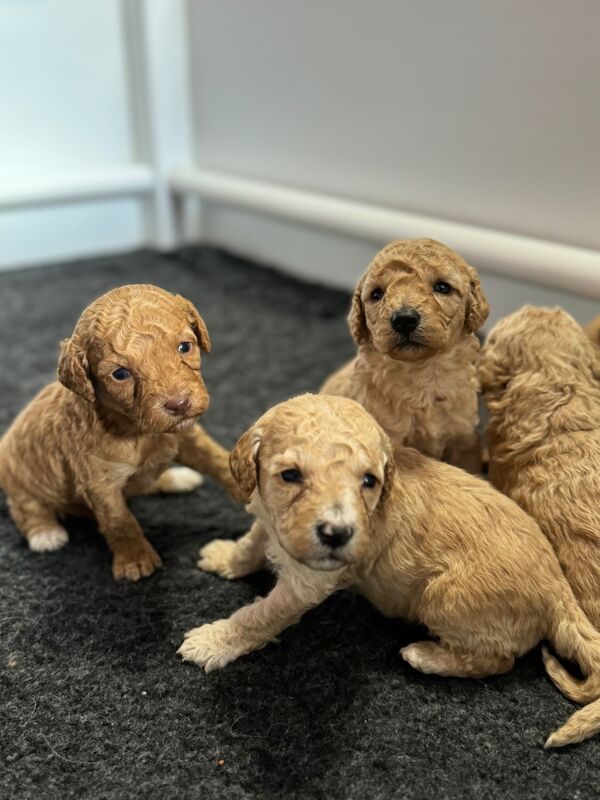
(180, 394, 600, 748)
(321, 239, 489, 472)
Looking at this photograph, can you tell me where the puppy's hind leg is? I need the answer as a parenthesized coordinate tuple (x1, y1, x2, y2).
(400, 640, 514, 679)
(7, 493, 68, 553)
(147, 466, 203, 495)
(198, 521, 268, 580)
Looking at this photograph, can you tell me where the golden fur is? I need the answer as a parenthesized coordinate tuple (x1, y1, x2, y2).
(480, 306, 600, 628)
(179, 393, 600, 748)
(321, 239, 489, 472)
(0, 284, 242, 580)
(584, 315, 600, 346)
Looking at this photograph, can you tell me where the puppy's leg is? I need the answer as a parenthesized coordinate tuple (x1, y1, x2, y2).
(197, 520, 268, 580)
(444, 431, 483, 474)
(178, 571, 337, 671)
(147, 466, 203, 495)
(85, 490, 161, 581)
(400, 640, 514, 678)
(176, 425, 243, 501)
(7, 493, 68, 552)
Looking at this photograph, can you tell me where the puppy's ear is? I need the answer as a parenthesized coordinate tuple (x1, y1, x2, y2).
(379, 431, 396, 503)
(464, 267, 490, 334)
(57, 338, 95, 402)
(477, 346, 508, 394)
(229, 425, 263, 501)
(178, 296, 211, 353)
(348, 276, 369, 345)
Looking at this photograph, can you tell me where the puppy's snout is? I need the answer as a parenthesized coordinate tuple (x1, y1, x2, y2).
(391, 309, 420, 334)
(315, 522, 355, 549)
(163, 394, 192, 416)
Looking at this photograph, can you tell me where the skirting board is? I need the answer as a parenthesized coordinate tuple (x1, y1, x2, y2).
(195, 199, 600, 330)
(171, 167, 600, 303)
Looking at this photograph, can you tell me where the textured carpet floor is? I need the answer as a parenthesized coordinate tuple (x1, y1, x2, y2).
(0, 247, 597, 800)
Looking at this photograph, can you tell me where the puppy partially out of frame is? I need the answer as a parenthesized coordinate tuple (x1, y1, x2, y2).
(0, 284, 242, 581)
(180, 393, 600, 749)
(584, 315, 600, 346)
(480, 306, 600, 628)
(321, 238, 489, 472)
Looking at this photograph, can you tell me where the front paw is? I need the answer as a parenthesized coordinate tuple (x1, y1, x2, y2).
(197, 539, 245, 580)
(178, 619, 244, 672)
(112, 539, 162, 581)
(157, 466, 203, 494)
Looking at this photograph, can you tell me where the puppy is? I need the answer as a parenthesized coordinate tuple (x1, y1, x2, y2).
(321, 239, 489, 472)
(584, 315, 600, 346)
(0, 284, 242, 580)
(480, 306, 600, 628)
(179, 393, 600, 748)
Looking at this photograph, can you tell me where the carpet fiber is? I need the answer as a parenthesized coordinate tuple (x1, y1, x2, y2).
(0, 247, 597, 799)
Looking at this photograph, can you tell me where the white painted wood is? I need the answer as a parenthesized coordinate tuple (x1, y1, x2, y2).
(0, 165, 154, 210)
(121, 0, 193, 249)
(170, 167, 600, 299)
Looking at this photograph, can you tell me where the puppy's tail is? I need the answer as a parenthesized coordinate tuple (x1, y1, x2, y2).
(543, 591, 600, 748)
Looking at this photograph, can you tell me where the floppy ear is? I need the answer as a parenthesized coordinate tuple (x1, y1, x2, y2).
(379, 431, 396, 503)
(57, 338, 95, 402)
(348, 275, 369, 345)
(178, 296, 211, 353)
(229, 424, 263, 501)
(464, 267, 490, 334)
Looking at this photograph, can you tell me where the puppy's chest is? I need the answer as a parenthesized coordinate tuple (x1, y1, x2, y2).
(102, 435, 178, 488)
(359, 376, 476, 457)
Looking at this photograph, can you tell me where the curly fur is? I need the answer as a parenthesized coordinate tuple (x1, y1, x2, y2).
(480, 305, 600, 630)
(180, 393, 600, 748)
(0, 284, 242, 581)
(584, 315, 600, 346)
(321, 238, 489, 472)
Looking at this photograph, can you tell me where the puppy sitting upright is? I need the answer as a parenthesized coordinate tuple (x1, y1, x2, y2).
(321, 239, 489, 472)
(0, 284, 240, 580)
(480, 306, 600, 628)
(180, 394, 600, 748)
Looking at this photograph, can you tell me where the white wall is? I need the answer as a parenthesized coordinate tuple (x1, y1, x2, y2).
(187, 0, 600, 320)
(0, 0, 145, 267)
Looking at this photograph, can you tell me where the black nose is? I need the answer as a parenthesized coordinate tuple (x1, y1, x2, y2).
(391, 309, 421, 334)
(316, 523, 354, 549)
(163, 394, 192, 416)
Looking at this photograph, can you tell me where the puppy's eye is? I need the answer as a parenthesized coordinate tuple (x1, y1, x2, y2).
(112, 367, 131, 381)
(362, 473, 377, 488)
(433, 281, 453, 295)
(178, 342, 193, 354)
(281, 469, 303, 483)
(370, 287, 384, 301)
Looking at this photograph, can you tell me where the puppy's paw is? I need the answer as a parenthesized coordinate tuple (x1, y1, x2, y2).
(400, 642, 438, 673)
(155, 466, 203, 494)
(112, 540, 162, 581)
(28, 527, 69, 552)
(197, 539, 246, 580)
(178, 619, 244, 672)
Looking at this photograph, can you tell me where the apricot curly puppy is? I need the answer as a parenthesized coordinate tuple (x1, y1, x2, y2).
(584, 315, 600, 346)
(0, 284, 241, 581)
(321, 239, 489, 472)
(180, 394, 600, 748)
(480, 306, 600, 627)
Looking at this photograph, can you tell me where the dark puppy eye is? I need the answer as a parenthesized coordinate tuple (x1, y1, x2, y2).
(281, 469, 303, 483)
(370, 287, 384, 302)
(112, 367, 131, 381)
(178, 342, 192, 354)
(433, 281, 453, 295)
(362, 473, 377, 488)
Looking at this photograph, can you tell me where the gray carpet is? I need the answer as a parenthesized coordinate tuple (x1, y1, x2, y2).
(0, 247, 596, 799)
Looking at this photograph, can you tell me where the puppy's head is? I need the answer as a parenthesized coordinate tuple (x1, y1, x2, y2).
(58, 284, 211, 433)
(230, 394, 394, 571)
(480, 305, 600, 404)
(349, 239, 488, 361)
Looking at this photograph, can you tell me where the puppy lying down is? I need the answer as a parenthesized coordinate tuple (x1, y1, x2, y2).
(0, 284, 241, 580)
(180, 394, 600, 748)
(481, 306, 600, 628)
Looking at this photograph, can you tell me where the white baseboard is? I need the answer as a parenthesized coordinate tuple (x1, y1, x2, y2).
(171, 167, 600, 300)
